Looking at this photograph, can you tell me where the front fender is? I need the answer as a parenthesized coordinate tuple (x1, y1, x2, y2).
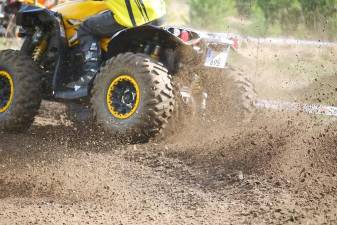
(16, 5, 56, 27)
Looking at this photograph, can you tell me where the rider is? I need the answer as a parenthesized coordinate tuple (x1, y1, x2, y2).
(67, 0, 166, 92)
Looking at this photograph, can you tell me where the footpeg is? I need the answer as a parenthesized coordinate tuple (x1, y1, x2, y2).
(54, 88, 88, 100)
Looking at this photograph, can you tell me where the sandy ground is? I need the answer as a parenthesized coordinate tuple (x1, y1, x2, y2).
(0, 44, 337, 224)
(0, 105, 337, 225)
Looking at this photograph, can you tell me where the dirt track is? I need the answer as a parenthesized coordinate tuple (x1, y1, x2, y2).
(0, 105, 337, 224)
(1, 44, 337, 224)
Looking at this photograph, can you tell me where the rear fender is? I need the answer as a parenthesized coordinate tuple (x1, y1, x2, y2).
(105, 25, 201, 73)
(107, 25, 190, 53)
(16, 5, 56, 27)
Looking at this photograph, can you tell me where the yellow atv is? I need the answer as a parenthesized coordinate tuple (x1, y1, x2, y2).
(0, 0, 256, 142)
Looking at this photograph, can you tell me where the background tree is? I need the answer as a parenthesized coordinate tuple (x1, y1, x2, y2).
(189, 0, 234, 30)
(256, 0, 302, 33)
(300, 0, 337, 33)
(187, 0, 336, 40)
(235, 0, 255, 18)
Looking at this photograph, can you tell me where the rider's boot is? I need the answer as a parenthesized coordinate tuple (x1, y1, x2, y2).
(66, 41, 100, 92)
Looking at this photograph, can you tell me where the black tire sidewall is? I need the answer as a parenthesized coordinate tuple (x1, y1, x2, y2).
(0, 61, 19, 121)
(0, 50, 42, 132)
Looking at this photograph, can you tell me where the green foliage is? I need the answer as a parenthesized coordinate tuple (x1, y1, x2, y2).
(256, 0, 280, 24)
(300, 0, 337, 38)
(187, 0, 337, 40)
(189, 0, 234, 30)
(279, 1, 302, 33)
(235, 0, 255, 18)
(256, 0, 302, 33)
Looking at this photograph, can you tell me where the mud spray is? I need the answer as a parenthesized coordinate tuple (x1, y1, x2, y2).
(0, 43, 337, 224)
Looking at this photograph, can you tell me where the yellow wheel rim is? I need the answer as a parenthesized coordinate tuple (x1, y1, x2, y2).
(0, 70, 14, 113)
(106, 75, 140, 120)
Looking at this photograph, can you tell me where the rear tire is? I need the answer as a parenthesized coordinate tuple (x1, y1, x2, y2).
(91, 53, 174, 143)
(0, 50, 42, 132)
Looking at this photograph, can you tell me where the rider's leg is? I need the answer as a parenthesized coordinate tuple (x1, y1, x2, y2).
(67, 11, 125, 90)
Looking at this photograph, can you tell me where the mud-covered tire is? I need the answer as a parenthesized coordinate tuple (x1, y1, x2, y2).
(91, 53, 174, 143)
(0, 50, 42, 132)
(204, 67, 256, 125)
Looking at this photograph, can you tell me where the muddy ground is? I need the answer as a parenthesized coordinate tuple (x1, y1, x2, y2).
(0, 44, 337, 224)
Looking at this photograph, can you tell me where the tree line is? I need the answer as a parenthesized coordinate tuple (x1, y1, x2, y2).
(189, 0, 337, 39)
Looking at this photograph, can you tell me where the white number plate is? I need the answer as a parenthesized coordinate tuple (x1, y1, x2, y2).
(204, 48, 228, 69)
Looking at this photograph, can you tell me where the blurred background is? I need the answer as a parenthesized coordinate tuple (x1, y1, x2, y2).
(167, 0, 337, 41)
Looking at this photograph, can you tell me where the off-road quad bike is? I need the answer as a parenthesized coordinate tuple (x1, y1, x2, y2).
(0, 0, 256, 143)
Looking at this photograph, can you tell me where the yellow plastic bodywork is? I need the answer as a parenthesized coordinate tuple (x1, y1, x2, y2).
(52, 0, 112, 51)
(18, 0, 47, 8)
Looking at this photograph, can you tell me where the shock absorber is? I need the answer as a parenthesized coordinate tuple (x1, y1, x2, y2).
(32, 38, 48, 62)
(151, 45, 161, 61)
